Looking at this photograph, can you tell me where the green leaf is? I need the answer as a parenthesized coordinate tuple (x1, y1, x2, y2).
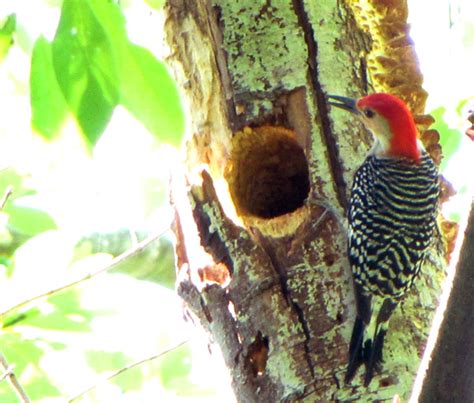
(31, 0, 184, 148)
(0, 14, 15, 36)
(114, 237, 176, 288)
(148, 237, 176, 288)
(119, 44, 185, 146)
(52, 0, 120, 146)
(2, 308, 41, 329)
(85, 0, 128, 40)
(0, 333, 43, 374)
(158, 344, 193, 392)
(430, 107, 463, 173)
(22, 374, 61, 401)
(0, 332, 61, 400)
(145, 0, 166, 10)
(10, 291, 94, 332)
(4, 203, 57, 237)
(85, 350, 130, 373)
(112, 361, 145, 392)
(30, 36, 68, 140)
(0, 257, 13, 276)
(17, 308, 91, 332)
(0, 169, 35, 201)
(0, 14, 15, 62)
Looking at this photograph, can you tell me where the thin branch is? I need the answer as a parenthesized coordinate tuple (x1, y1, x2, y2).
(68, 340, 189, 402)
(0, 227, 170, 319)
(0, 363, 13, 382)
(0, 186, 13, 210)
(0, 353, 30, 403)
(0, 187, 30, 401)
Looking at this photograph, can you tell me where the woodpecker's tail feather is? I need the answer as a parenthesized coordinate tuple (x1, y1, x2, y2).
(345, 317, 388, 386)
(345, 315, 366, 384)
(346, 299, 397, 386)
(364, 324, 388, 386)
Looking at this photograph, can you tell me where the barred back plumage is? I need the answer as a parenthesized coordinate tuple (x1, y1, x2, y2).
(348, 150, 439, 299)
(346, 149, 440, 385)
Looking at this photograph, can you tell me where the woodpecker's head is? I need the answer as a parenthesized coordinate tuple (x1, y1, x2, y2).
(327, 93, 420, 162)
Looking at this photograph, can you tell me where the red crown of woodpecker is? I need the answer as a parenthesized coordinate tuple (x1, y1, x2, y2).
(357, 93, 420, 162)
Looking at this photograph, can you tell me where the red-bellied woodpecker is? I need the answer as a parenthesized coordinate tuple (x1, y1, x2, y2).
(327, 93, 440, 386)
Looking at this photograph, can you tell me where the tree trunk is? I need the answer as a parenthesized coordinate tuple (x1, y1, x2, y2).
(165, 0, 448, 401)
(417, 201, 474, 402)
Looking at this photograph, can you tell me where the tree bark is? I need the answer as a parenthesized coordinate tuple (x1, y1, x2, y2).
(417, 201, 474, 402)
(165, 0, 448, 401)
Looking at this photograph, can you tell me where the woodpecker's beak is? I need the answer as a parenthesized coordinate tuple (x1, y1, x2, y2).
(327, 95, 360, 115)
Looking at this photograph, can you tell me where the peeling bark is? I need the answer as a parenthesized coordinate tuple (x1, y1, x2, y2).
(165, 1, 448, 401)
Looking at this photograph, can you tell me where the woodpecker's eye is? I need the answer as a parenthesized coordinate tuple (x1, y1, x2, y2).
(364, 109, 375, 118)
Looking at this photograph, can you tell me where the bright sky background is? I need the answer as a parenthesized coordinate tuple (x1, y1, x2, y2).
(409, 0, 474, 219)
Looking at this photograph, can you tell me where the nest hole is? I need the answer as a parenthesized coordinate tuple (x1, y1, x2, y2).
(227, 126, 309, 219)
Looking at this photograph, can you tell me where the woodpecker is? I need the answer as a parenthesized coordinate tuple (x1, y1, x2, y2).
(327, 93, 440, 386)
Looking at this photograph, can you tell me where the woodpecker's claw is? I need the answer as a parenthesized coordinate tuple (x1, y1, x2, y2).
(327, 94, 360, 115)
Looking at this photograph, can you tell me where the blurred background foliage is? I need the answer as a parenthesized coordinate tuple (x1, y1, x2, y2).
(0, 0, 231, 402)
(0, 0, 472, 402)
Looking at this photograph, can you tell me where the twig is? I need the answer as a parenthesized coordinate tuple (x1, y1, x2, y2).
(0, 186, 13, 210)
(68, 340, 189, 402)
(0, 227, 170, 320)
(0, 188, 30, 401)
(0, 363, 13, 382)
(0, 353, 30, 403)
